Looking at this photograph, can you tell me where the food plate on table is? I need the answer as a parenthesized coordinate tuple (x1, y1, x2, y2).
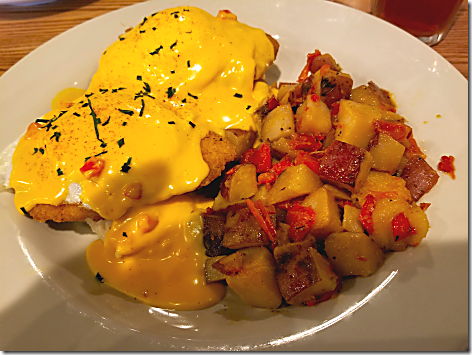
(0, 0, 467, 351)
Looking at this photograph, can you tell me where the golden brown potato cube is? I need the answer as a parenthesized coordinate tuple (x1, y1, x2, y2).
(322, 184, 351, 200)
(222, 207, 274, 249)
(350, 82, 396, 113)
(320, 70, 353, 107)
(301, 186, 343, 239)
(351, 170, 411, 208)
(266, 164, 323, 205)
(325, 232, 385, 277)
(295, 94, 332, 135)
(274, 242, 339, 305)
(202, 214, 230, 257)
(335, 99, 382, 149)
(275, 222, 291, 247)
(369, 133, 405, 174)
(341, 205, 364, 233)
(277, 83, 297, 105)
(270, 137, 298, 161)
(400, 156, 439, 201)
(216, 247, 282, 309)
(220, 164, 258, 203)
(225, 129, 257, 159)
(250, 184, 270, 205)
(318, 140, 373, 193)
(205, 256, 227, 283)
(370, 198, 429, 251)
(261, 104, 296, 142)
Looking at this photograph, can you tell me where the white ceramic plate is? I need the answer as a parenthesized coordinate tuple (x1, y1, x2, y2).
(0, 0, 468, 351)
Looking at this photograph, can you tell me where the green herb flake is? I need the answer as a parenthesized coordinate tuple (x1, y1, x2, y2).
(181, 98, 187, 103)
(140, 17, 148, 26)
(246, 105, 252, 110)
(188, 93, 198, 99)
(139, 99, 145, 117)
(121, 157, 132, 173)
(117, 138, 125, 148)
(168, 121, 176, 125)
(170, 41, 177, 49)
(94, 151, 108, 157)
(143, 82, 151, 93)
(20, 207, 30, 216)
(122, 122, 128, 126)
(73, 112, 80, 117)
(35, 118, 49, 123)
(57, 168, 64, 176)
(119, 37, 125, 41)
(85, 93, 94, 98)
(100, 142, 107, 148)
(82, 102, 89, 108)
(32, 148, 38, 155)
(123, 232, 128, 238)
(102, 116, 111, 126)
(167, 87, 176, 98)
(150, 45, 163, 55)
(50, 131, 61, 142)
(99, 88, 108, 94)
(39, 148, 45, 154)
(95, 272, 104, 283)
(189, 121, 196, 128)
(139, 30, 146, 34)
(118, 109, 135, 116)
(137, 75, 142, 81)
(234, 93, 243, 98)
(187, 60, 191, 68)
(170, 70, 175, 74)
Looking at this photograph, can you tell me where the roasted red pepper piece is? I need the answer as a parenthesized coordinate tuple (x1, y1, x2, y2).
(288, 134, 323, 152)
(294, 150, 320, 175)
(266, 96, 280, 112)
(80, 157, 105, 179)
(437, 155, 456, 179)
(257, 155, 293, 184)
(241, 142, 272, 173)
(286, 204, 316, 242)
(359, 194, 375, 235)
(374, 120, 412, 141)
(391, 212, 416, 241)
(297, 50, 321, 82)
(246, 199, 277, 242)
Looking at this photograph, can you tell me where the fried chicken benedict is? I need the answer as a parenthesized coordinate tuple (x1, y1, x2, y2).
(5, 6, 278, 310)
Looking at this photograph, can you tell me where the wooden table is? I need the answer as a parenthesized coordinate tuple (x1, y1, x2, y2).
(0, 0, 468, 79)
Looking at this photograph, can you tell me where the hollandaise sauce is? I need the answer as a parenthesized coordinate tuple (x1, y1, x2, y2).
(86, 194, 226, 310)
(9, 6, 276, 310)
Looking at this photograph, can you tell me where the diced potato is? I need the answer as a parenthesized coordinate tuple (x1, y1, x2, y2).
(205, 255, 227, 283)
(325, 232, 385, 276)
(369, 133, 405, 174)
(370, 198, 429, 251)
(352, 171, 411, 208)
(261, 104, 295, 142)
(266, 164, 323, 205)
(222, 207, 274, 249)
(250, 184, 269, 205)
(277, 83, 297, 104)
(295, 94, 332, 135)
(335, 99, 382, 149)
(319, 70, 353, 107)
(214, 247, 282, 308)
(342, 205, 364, 233)
(212, 191, 245, 212)
(270, 137, 298, 160)
(323, 183, 351, 200)
(350, 82, 396, 113)
(220, 164, 258, 203)
(301, 186, 342, 239)
(318, 140, 373, 193)
(225, 129, 257, 159)
(202, 214, 229, 257)
(274, 241, 339, 305)
(275, 222, 291, 247)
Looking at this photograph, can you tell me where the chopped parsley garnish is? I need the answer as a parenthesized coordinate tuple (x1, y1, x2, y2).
(139, 99, 145, 117)
(188, 93, 198, 99)
(167, 87, 176, 98)
(168, 121, 175, 124)
(234, 93, 243, 98)
(123, 232, 128, 238)
(150, 45, 163, 55)
(95, 272, 104, 283)
(94, 151, 107, 157)
(118, 109, 134, 116)
(85, 93, 94, 98)
(170, 70, 175, 74)
(102, 116, 111, 126)
(35, 118, 49, 123)
(139, 30, 146, 34)
(51, 125, 58, 130)
(100, 142, 107, 148)
(137, 75, 142, 81)
(20, 207, 30, 216)
(57, 168, 64, 176)
(170, 41, 177, 49)
(121, 157, 132, 173)
(32, 148, 38, 155)
(246, 105, 252, 110)
(143, 82, 151, 93)
(99, 88, 108, 94)
(152, 27, 156, 31)
(50, 131, 61, 142)
(39, 148, 45, 154)
(117, 138, 125, 148)
(111, 87, 126, 93)
(189, 121, 196, 128)
(122, 122, 128, 126)
(88, 98, 105, 147)
(187, 60, 191, 68)
(181, 98, 187, 103)
(84, 156, 91, 162)
(140, 17, 148, 26)
(82, 102, 89, 107)
(119, 37, 125, 41)
(73, 112, 80, 117)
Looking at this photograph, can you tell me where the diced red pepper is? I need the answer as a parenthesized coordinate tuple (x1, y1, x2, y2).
(80, 157, 105, 179)
(419, 202, 431, 211)
(258, 155, 293, 184)
(391, 212, 416, 241)
(288, 134, 323, 152)
(437, 155, 456, 179)
(330, 102, 340, 116)
(286, 204, 316, 242)
(310, 94, 321, 102)
(297, 50, 322, 82)
(374, 120, 412, 141)
(359, 194, 375, 235)
(319, 64, 331, 76)
(242, 142, 272, 173)
(294, 150, 320, 175)
(246, 199, 277, 242)
(404, 135, 426, 159)
(267, 96, 280, 112)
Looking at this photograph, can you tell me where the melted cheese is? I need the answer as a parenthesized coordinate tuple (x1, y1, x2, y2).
(9, 6, 275, 310)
